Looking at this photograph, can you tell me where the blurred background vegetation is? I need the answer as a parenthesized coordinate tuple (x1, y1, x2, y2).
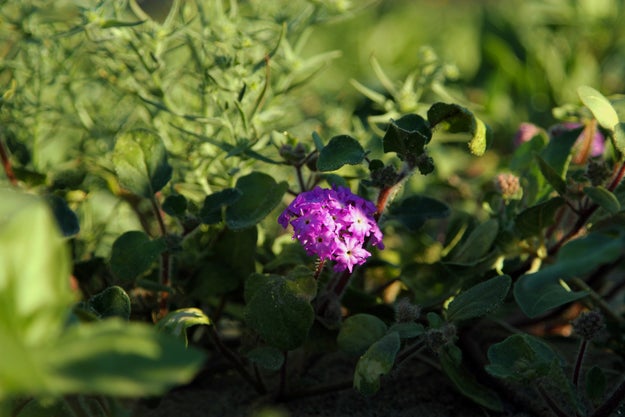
(2, 0, 625, 254)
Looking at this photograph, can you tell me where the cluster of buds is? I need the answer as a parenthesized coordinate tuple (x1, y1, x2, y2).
(279, 186, 384, 273)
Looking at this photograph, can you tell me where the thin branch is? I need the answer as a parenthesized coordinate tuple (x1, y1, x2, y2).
(0, 137, 18, 185)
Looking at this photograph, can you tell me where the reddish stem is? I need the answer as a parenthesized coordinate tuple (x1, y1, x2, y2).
(572, 338, 587, 387)
(0, 137, 18, 185)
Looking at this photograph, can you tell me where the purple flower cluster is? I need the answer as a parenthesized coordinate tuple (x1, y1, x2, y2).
(278, 186, 384, 273)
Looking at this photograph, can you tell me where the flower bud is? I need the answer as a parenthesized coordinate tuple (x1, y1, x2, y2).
(394, 298, 421, 323)
(572, 310, 604, 340)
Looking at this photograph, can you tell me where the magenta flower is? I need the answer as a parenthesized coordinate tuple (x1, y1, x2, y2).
(279, 186, 384, 272)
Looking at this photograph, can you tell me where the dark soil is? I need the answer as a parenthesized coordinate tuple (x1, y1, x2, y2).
(131, 351, 539, 417)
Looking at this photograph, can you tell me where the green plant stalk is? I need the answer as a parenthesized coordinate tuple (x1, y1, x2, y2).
(151, 195, 170, 319)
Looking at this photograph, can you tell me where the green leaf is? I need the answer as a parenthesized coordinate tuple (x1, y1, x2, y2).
(382, 114, 432, 161)
(578, 86, 619, 131)
(514, 273, 588, 318)
(387, 195, 450, 232)
(244, 273, 315, 351)
(353, 332, 400, 396)
(440, 346, 503, 412)
(450, 219, 499, 263)
(162, 194, 187, 217)
(514, 233, 624, 317)
(14, 398, 73, 417)
(586, 366, 606, 404)
(536, 155, 567, 196)
(87, 286, 131, 320)
(109, 231, 166, 284)
(317, 135, 366, 172)
(199, 188, 242, 225)
(156, 308, 212, 347)
(45, 319, 205, 397)
(486, 334, 564, 382)
(446, 275, 511, 322)
(0, 188, 73, 398)
(584, 186, 621, 214)
(112, 129, 172, 198)
(427, 102, 492, 156)
(337, 314, 388, 356)
(45, 194, 80, 237)
(388, 322, 425, 339)
(613, 122, 625, 154)
(514, 197, 565, 239)
(540, 126, 580, 176)
(245, 346, 285, 371)
(226, 172, 288, 230)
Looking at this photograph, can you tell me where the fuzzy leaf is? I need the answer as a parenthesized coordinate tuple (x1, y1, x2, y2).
(446, 275, 511, 322)
(317, 135, 366, 171)
(156, 308, 212, 347)
(578, 86, 619, 132)
(440, 346, 503, 411)
(46, 319, 205, 397)
(427, 102, 492, 156)
(584, 186, 620, 214)
(486, 334, 564, 382)
(514, 233, 624, 317)
(244, 273, 315, 351)
(536, 155, 567, 196)
(112, 129, 172, 198)
(514, 197, 565, 238)
(109, 231, 166, 284)
(353, 332, 400, 396)
(387, 195, 450, 232)
(382, 114, 432, 161)
(200, 188, 242, 224)
(337, 314, 388, 356)
(226, 172, 287, 230)
(87, 286, 131, 320)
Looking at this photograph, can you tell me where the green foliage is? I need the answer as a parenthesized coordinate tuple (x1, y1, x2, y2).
(353, 332, 400, 396)
(109, 231, 167, 284)
(225, 172, 288, 230)
(156, 307, 212, 347)
(317, 135, 366, 172)
(244, 272, 316, 351)
(446, 275, 511, 322)
(3, 1, 625, 415)
(337, 313, 388, 356)
(112, 129, 172, 199)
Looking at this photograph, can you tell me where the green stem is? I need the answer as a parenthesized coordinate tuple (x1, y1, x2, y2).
(150, 196, 170, 319)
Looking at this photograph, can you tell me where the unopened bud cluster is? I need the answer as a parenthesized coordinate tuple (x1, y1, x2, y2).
(495, 173, 521, 201)
(572, 310, 604, 340)
(426, 323, 457, 353)
(279, 186, 384, 273)
(394, 298, 421, 323)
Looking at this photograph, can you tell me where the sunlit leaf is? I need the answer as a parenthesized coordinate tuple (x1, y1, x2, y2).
(112, 129, 172, 198)
(157, 308, 212, 347)
(353, 332, 400, 396)
(578, 86, 619, 132)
